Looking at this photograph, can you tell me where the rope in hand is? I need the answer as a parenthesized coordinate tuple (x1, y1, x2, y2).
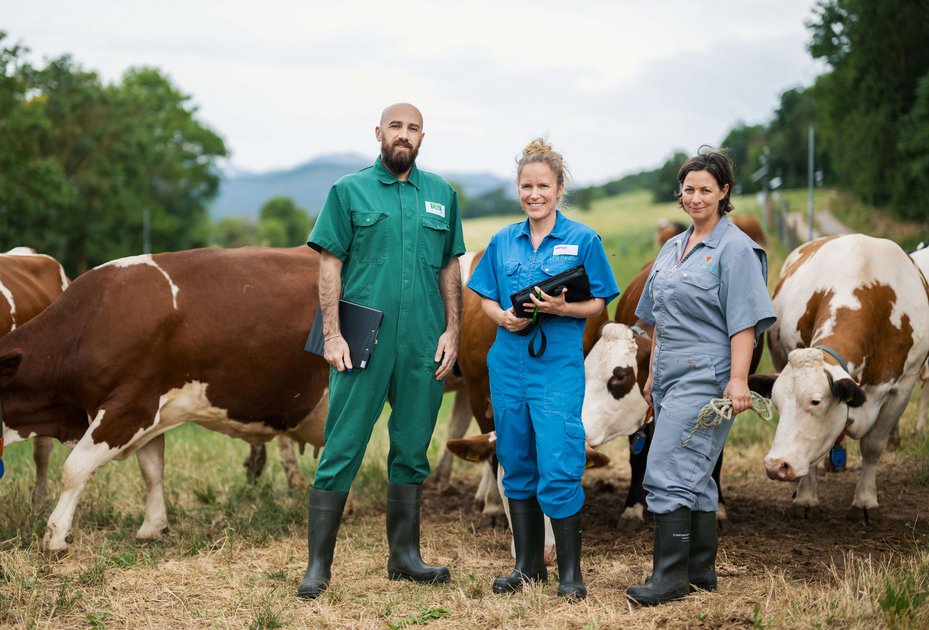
(682, 392, 774, 447)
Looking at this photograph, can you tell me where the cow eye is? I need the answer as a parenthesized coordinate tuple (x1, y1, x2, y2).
(811, 399, 821, 407)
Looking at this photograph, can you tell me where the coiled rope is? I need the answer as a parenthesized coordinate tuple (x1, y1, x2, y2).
(682, 392, 774, 447)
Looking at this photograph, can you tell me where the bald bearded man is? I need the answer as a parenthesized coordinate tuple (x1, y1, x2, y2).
(298, 103, 466, 599)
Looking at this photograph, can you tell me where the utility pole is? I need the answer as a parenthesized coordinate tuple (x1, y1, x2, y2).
(807, 125, 815, 242)
(143, 206, 151, 254)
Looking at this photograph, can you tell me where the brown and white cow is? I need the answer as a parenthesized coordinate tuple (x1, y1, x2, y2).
(0, 246, 331, 551)
(908, 244, 929, 435)
(759, 234, 929, 524)
(0, 247, 70, 507)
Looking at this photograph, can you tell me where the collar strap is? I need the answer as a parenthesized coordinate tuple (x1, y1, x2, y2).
(814, 344, 850, 375)
(631, 325, 650, 339)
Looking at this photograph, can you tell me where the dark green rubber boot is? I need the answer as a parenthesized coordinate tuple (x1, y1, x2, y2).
(492, 496, 548, 593)
(386, 483, 450, 583)
(688, 510, 718, 592)
(626, 507, 692, 606)
(297, 488, 348, 599)
(551, 509, 586, 600)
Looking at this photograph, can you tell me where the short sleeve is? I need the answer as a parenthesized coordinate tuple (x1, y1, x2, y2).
(443, 189, 467, 266)
(467, 236, 501, 302)
(307, 184, 352, 261)
(721, 245, 776, 344)
(584, 234, 620, 305)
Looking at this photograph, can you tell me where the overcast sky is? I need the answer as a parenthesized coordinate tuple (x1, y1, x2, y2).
(5, 0, 825, 185)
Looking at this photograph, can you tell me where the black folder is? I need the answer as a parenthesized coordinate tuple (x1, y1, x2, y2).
(305, 300, 384, 370)
(510, 264, 592, 318)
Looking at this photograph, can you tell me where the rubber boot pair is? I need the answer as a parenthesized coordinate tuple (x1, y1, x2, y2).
(386, 483, 450, 583)
(626, 507, 692, 606)
(297, 488, 348, 599)
(492, 496, 548, 593)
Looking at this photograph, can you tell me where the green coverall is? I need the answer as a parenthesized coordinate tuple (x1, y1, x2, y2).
(308, 157, 466, 492)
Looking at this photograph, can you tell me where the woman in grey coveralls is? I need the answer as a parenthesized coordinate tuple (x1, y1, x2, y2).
(626, 149, 775, 605)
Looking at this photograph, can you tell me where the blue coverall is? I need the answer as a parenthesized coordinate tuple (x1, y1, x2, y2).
(635, 215, 776, 514)
(468, 211, 619, 519)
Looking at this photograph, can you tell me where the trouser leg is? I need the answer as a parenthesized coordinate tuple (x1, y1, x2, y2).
(385, 483, 450, 583)
(297, 488, 348, 599)
(492, 496, 548, 593)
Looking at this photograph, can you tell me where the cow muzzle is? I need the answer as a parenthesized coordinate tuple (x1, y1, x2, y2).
(764, 457, 795, 481)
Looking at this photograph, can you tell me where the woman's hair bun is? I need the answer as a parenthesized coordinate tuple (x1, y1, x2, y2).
(522, 138, 553, 157)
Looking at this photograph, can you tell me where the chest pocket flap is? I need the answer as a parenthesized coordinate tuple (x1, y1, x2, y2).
(420, 215, 449, 268)
(680, 270, 720, 290)
(351, 211, 387, 227)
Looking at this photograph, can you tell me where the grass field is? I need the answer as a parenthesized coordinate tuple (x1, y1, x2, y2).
(1, 192, 928, 629)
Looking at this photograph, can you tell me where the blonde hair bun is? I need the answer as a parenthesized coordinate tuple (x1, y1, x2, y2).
(522, 137, 553, 157)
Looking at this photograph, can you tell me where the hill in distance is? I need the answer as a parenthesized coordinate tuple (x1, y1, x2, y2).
(210, 153, 512, 220)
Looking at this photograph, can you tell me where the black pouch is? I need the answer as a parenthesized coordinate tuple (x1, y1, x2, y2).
(509, 264, 592, 319)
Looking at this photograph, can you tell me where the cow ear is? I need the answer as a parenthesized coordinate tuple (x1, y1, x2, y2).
(0, 349, 23, 387)
(748, 374, 777, 398)
(830, 377, 866, 408)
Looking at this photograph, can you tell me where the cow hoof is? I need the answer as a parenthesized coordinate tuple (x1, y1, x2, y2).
(617, 515, 647, 532)
(479, 513, 506, 530)
(847, 506, 881, 526)
(716, 516, 731, 534)
(788, 504, 815, 519)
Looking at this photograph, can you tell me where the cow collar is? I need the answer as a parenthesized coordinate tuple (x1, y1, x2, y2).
(814, 344, 851, 378)
(816, 346, 854, 445)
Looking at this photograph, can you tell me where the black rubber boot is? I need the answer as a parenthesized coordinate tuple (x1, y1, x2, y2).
(551, 509, 586, 600)
(297, 488, 348, 599)
(626, 507, 692, 606)
(492, 496, 548, 593)
(688, 510, 718, 592)
(386, 483, 450, 583)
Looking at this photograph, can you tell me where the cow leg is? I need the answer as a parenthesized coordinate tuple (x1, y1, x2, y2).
(477, 461, 506, 528)
(276, 436, 306, 492)
(135, 434, 169, 541)
(789, 467, 819, 519)
(243, 443, 267, 484)
(916, 376, 929, 434)
(429, 390, 472, 492)
(712, 449, 729, 533)
(618, 430, 649, 532)
(31, 436, 54, 510)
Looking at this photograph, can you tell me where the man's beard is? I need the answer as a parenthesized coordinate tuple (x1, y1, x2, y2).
(381, 140, 419, 175)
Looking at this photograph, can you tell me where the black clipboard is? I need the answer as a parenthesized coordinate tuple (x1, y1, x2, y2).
(305, 300, 384, 369)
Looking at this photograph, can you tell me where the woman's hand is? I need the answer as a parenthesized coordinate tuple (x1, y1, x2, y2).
(498, 307, 532, 333)
(724, 376, 752, 415)
(643, 372, 654, 407)
(524, 286, 569, 316)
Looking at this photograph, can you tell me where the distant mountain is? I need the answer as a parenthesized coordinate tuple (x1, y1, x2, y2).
(209, 153, 512, 220)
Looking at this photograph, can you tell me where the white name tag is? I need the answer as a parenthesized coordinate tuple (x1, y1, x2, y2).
(425, 201, 446, 218)
(553, 244, 579, 256)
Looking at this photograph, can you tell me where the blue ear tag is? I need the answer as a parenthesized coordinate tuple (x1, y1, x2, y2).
(0, 458, 5, 480)
(631, 428, 647, 456)
(829, 443, 846, 469)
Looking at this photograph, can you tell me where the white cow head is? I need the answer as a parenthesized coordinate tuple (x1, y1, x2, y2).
(762, 348, 866, 481)
(581, 322, 649, 447)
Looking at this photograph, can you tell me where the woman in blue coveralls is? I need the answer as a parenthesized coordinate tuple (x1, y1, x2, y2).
(467, 139, 619, 600)
(626, 149, 775, 605)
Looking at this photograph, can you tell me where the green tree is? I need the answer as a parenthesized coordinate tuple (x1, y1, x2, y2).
(651, 151, 689, 203)
(214, 217, 259, 248)
(807, 0, 929, 217)
(258, 196, 312, 246)
(720, 122, 767, 194)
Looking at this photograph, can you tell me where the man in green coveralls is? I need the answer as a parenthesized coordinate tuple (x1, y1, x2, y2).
(297, 103, 466, 599)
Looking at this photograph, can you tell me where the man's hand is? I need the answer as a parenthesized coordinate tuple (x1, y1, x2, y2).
(324, 336, 353, 372)
(434, 329, 459, 380)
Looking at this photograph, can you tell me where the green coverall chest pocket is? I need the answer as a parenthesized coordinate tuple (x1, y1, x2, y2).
(350, 210, 389, 265)
(419, 215, 449, 268)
